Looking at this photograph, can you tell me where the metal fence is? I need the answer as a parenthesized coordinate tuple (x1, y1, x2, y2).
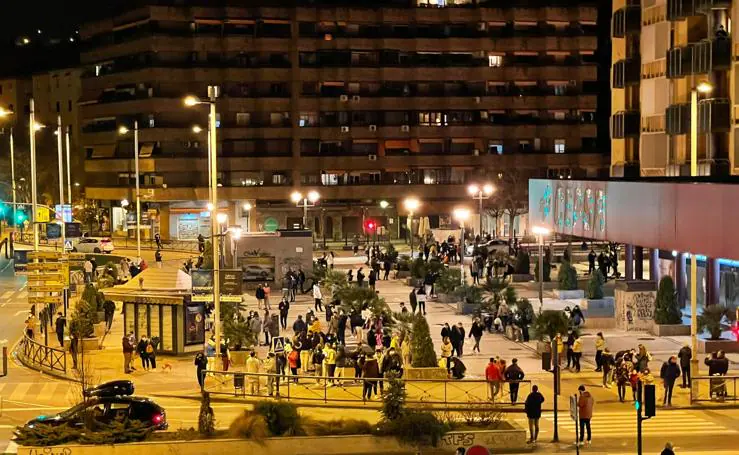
(203, 370, 530, 408)
(690, 375, 739, 403)
(18, 335, 67, 374)
(16, 232, 199, 254)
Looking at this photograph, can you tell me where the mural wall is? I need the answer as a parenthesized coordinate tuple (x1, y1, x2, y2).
(614, 289, 656, 331)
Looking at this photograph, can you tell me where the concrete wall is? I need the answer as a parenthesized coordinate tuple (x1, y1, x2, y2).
(614, 288, 656, 331)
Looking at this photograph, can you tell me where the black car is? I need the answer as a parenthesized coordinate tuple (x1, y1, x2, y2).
(23, 381, 167, 431)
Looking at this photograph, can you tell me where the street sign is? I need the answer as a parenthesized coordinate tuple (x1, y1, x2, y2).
(65, 222, 82, 238)
(28, 296, 63, 305)
(46, 223, 62, 240)
(35, 206, 50, 223)
(28, 284, 65, 293)
(569, 394, 579, 421)
(64, 240, 73, 251)
(263, 217, 279, 232)
(26, 263, 66, 272)
(28, 251, 62, 260)
(271, 336, 285, 353)
(68, 253, 86, 260)
(27, 273, 65, 283)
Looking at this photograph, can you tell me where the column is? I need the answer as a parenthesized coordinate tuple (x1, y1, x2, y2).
(634, 246, 644, 280)
(649, 248, 660, 285)
(625, 244, 634, 281)
(706, 257, 720, 307)
(676, 252, 687, 309)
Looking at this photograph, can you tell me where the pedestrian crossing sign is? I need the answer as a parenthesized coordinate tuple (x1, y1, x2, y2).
(64, 240, 73, 251)
(271, 336, 285, 353)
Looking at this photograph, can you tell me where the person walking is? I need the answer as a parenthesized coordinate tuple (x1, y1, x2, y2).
(155, 232, 162, 249)
(504, 358, 525, 404)
(256, 284, 266, 310)
(278, 297, 289, 330)
(361, 352, 381, 400)
(577, 385, 595, 447)
(524, 385, 545, 444)
(383, 258, 391, 280)
(408, 288, 418, 314)
(194, 351, 208, 389)
(245, 351, 261, 395)
(678, 343, 692, 388)
(103, 299, 115, 333)
(601, 348, 614, 388)
(485, 357, 503, 400)
(122, 332, 135, 374)
(660, 355, 680, 406)
(155, 249, 163, 268)
(572, 334, 583, 373)
(449, 323, 462, 357)
(54, 312, 66, 348)
(594, 332, 605, 372)
(565, 330, 575, 369)
(313, 282, 323, 312)
(469, 318, 484, 354)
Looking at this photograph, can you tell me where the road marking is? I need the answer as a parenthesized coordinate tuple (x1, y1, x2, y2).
(545, 409, 738, 435)
(12, 310, 25, 317)
(37, 382, 61, 401)
(7, 383, 32, 402)
(2, 291, 13, 300)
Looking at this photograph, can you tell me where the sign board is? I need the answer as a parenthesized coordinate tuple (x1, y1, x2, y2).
(191, 269, 214, 302)
(28, 296, 63, 305)
(263, 217, 279, 232)
(271, 336, 285, 353)
(54, 204, 73, 223)
(26, 262, 66, 272)
(239, 256, 276, 282)
(28, 284, 65, 293)
(65, 222, 82, 238)
(220, 269, 243, 302)
(46, 223, 62, 240)
(569, 394, 579, 422)
(35, 206, 50, 223)
(27, 273, 65, 283)
(27, 251, 62, 260)
(64, 240, 73, 251)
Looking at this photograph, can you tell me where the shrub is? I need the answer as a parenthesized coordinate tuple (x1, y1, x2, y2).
(253, 401, 304, 436)
(303, 418, 373, 436)
(435, 267, 461, 295)
(69, 288, 100, 339)
(381, 372, 407, 421)
(337, 286, 394, 326)
(557, 260, 578, 290)
(410, 314, 438, 368)
(654, 276, 681, 324)
(503, 286, 517, 307)
(531, 310, 570, 341)
(410, 258, 427, 279)
(397, 257, 411, 272)
(514, 250, 530, 275)
(384, 243, 399, 263)
(77, 420, 154, 444)
(587, 270, 605, 299)
(453, 284, 483, 305)
(516, 298, 534, 325)
(533, 254, 551, 282)
(198, 392, 216, 436)
(14, 424, 82, 446)
(459, 399, 504, 428)
(228, 411, 269, 441)
(698, 305, 731, 340)
(380, 412, 450, 447)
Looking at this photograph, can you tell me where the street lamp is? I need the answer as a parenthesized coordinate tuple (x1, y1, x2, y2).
(228, 225, 243, 268)
(403, 197, 420, 258)
(28, 100, 45, 251)
(242, 202, 253, 232)
(689, 79, 712, 386)
(184, 86, 222, 355)
(468, 183, 495, 237)
(453, 208, 471, 285)
(291, 190, 320, 229)
(532, 226, 551, 305)
(0, 107, 17, 232)
(118, 121, 142, 260)
(379, 200, 390, 241)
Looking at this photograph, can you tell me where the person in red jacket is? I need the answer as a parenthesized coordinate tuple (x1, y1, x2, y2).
(485, 357, 503, 400)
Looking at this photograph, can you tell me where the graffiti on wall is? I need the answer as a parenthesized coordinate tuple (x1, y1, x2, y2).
(615, 290, 656, 331)
(533, 180, 608, 239)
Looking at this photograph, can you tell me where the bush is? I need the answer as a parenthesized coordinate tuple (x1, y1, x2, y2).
(410, 314, 438, 368)
(533, 254, 551, 282)
(77, 420, 154, 444)
(228, 411, 269, 441)
(654, 276, 681, 324)
(435, 267, 461, 295)
(14, 424, 82, 446)
(698, 305, 731, 340)
(410, 257, 427, 279)
(337, 286, 394, 326)
(459, 399, 504, 428)
(453, 284, 483, 305)
(587, 270, 605, 299)
(531, 310, 570, 341)
(303, 418, 373, 436)
(397, 257, 411, 272)
(516, 298, 534, 325)
(384, 243, 399, 263)
(253, 401, 304, 436)
(514, 250, 530, 275)
(70, 286, 101, 338)
(380, 412, 450, 447)
(198, 392, 216, 436)
(557, 260, 578, 290)
(381, 372, 407, 421)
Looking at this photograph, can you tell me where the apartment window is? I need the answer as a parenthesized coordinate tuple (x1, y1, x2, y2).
(518, 140, 532, 152)
(419, 112, 446, 126)
(488, 141, 504, 155)
(272, 173, 288, 185)
(270, 112, 289, 126)
(236, 113, 251, 126)
(0, 85, 3, 95)
(488, 54, 503, 67)
(148, 115, 155, 128)
(553, 111, 566, 121)
(321, 173, 339, 186)
(68, 100, 72, 112)
(55, 102, 60, 113)
(299, 112, 318, 127)
(554, 139, 566, 154)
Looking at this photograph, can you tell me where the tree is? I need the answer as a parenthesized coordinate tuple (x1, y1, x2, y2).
(698, 305, 731, 340)
(557, 260, 578, 290)
(484, 194, 505, 238)
(337, 286, 394, 326)
(514, 250, 530, 275)
(587, 270, 605, 300)
(221, 301, 255, 350)
(435, 267, 461, 295)
(77, 204, 99, 234)
(198, 391, 216, 436)
(381, 372, 407, 421)
(531, 310, 570, 341)
(410, 314, 438, 368)
(498, 169, 529, 239)
(654, 276, 681, 324)
(70, 286, 101, 339)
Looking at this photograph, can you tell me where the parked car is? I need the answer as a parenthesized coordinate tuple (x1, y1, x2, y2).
(72, 237, 115, 254)
(21, 381, 166, 431)
(466, 239, 508, 256)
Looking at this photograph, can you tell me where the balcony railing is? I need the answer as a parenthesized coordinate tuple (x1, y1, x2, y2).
(666, 103, 690, 135)
(611, 111, 640, 139)
(666, 45, 693, 78)
(612, 58, 641, 89)
(667, 0, 698, 20)
(698, 98, 731, 133)
(613, 5, 642, 38)
(695, 0, 732, 12)
(692, 38, 732, 73)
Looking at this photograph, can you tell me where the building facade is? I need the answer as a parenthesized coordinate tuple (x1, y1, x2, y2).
(80, 1, 607, 241)
(611, 0, 735, 178)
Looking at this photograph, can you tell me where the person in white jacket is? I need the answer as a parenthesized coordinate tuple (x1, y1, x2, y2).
(245, 351, 261, 395)
(313, 283, 323, 312)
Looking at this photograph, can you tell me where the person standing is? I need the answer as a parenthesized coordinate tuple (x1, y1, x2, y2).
(337, 310, 348, 345)
(263, 283, 271, 310)
(245, 351, 261, 395)
(368, 269, 377, 291)
(262, 311, 273, 346)
(313, 282, 323, 312)
(137, 335, 150, 370)
(278, 297, 289, 330)
(155, 232, 162, 249)
(449, 323, 462, 357)
(292, 315, 307, 335)
(635, 344, 651, 372)
(572, 334, 583, 373)
(678, 343, 692, 388)
(361, 352, 380, 400)
(288, 346, 300, 382)
(455, 322, 466, 357)
(594, 332, 605, 372)
(587, 249, 596, 275)
(601, 348, 614, 388)
(194, 351, 208, 389)
(408, 288, 418, 314)
(383, 258, 391, 280)
(256, 284, 266, 310)
(660, 355, 680, 406)
(577, 385, 595, 447)
(103, 299, 116, 333)
(416, 286, 427, 316)
(504, 358, 525, 404)
(324, 343, 337, 384)
(69, 334, 78, 370)
(122, 332, 135, 374)
(485, 357, 503, 400)
(155, 249, 163, 268)
(469, 318, 484, 354)
(83, 259, 93, 283)
(146, 338, 157, 369)
(298, 267, 306, 294)
(356, 268, 366, 287)
(441, 337, 453, 371)
(524, 385, 545, 444)
(54, 312, 66, 348)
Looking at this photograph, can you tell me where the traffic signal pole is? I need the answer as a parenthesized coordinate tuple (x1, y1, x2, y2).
(637, 382, 643, 455)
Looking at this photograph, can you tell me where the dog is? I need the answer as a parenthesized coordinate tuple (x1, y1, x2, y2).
(161, 362, 173, 372)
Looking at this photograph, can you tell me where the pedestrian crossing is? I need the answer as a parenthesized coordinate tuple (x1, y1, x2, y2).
(540, 410, 738, 437)
(0, 381, 74, 405)
(0, 289, 27, 306)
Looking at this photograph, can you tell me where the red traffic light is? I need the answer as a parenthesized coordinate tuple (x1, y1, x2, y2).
(364, 219, 376, 232)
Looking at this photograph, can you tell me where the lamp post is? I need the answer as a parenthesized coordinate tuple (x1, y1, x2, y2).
(55, 116, 66, 249)
(379, 200, 389, 241)
(467, 183, 495, 237)
(0, 108, 16, 231)
(65, 126, 72, 209)
(229, 225, 243, 268)
(185, 86, 222, 355)
(689, 80, 712, 386)
(118, 122, 141, 260)
(532, 226, 551, 306)
(242, 202, 253, 233)
(216, 213, 228, 266)
(28, 100, 44, 252)
(291, 190, 320, 229)
(453, 208, 471, 285)
(403, 197, 420, 258)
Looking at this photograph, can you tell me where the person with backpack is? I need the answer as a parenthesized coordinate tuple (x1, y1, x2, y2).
(660, 355, 681, 406)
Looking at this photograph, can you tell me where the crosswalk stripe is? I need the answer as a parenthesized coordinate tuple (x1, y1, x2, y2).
(37, 383, 59, 401)
(7, 383, 32, 402)
(2, 290, 13, 299)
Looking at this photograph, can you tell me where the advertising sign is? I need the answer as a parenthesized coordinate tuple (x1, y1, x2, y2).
(36, 206, 50, 223)
(65, 222, 82, 238)
(239, 256, 275, 282)
(54, 204, 73, 223)
(220, 269, 243, 302)
(184, 298, 205, 346)
(46, 223, 62, 240)
(191, 269, 213, 302)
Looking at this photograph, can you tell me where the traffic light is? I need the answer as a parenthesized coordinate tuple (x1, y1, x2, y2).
(15, 210, 27, 225)
(364, 219, 376, 234)
(643, 384, 656, 418)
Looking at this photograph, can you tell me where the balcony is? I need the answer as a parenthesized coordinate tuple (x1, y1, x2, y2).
(666, 45, 693, 78)
(612, 6, 641, 38)
(612, 58, 641, 89)
(692, 38, 732, 73)
(698, 98, 731, 133)
(667, 0, 698, 20)
(666, 104, 690, 135)
(695, 0, 732, 12)
(611, 111, 640, 139)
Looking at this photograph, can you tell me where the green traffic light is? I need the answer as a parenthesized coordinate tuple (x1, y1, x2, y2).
(634, 400, 641, 411)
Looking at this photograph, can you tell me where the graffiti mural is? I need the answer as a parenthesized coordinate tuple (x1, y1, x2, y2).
(615, 289, 656, 331)
(529, 179, 608, 240)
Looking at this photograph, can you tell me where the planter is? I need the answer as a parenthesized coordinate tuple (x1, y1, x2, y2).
(650, 322, 691, 337)
(404, 366, 448, 380)
(96, 311, 106, 323)
(439, 426, 528, 453)
(553, 289, 585, 300)
(511, 274, 534, 283)
(81, 337, 100, 351)
(698, 338, 739, 354)
(229, 350, 248, 367)
(456, 301, 479, 315)
(406, 277, 422, 287)
(436, 293, 457, 304)
(580, 298, 615, 318)
(93, 322, 107, 338)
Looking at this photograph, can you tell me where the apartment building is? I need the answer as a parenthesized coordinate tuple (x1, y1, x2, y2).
(79, 0, 607, 241)
(611, 0, 735, 178)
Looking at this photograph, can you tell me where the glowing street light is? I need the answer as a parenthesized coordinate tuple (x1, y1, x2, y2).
(453, 208, 472, 285)
(468, 182, 495, 236)
(118, 121, 142, 260)
(291, 190, 320, 229)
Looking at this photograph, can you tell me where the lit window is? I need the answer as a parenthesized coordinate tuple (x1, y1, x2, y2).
(488, 55, 503, 67)
(554, 139, 566, 154)
(321, 173, 339, 186)
(236, 113, 250, 126)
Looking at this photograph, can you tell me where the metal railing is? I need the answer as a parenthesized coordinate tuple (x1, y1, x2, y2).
(203, 370, 530, 408)
(690, 375, 739, 403)
(17, 335, 67, 374)
(16, 232, 200, 254)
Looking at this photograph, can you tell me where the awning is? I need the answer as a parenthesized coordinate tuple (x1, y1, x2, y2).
(90, 144, 116, 159)
(103, 268, 192, 305)
(139, 143, 154, 158)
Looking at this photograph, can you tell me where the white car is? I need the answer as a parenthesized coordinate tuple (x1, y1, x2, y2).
(72, 237, 115, 254)
(466, 239, 508, 256)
